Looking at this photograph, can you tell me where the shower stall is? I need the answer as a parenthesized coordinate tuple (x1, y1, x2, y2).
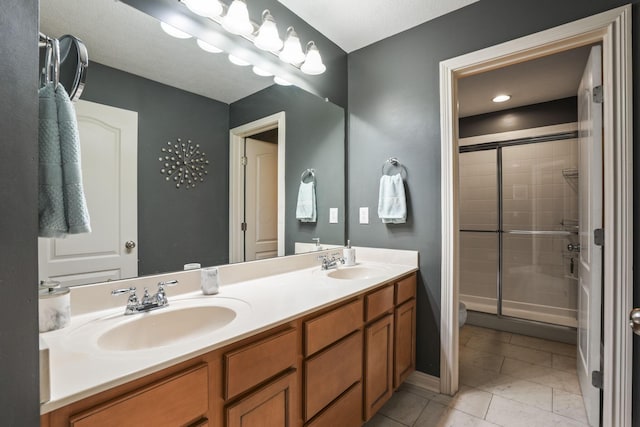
(459, 131, 579, 328)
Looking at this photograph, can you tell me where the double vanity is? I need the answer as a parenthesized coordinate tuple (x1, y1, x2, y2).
(39, 247, 418, 426)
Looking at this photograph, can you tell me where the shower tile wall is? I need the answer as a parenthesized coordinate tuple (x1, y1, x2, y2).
(459, 138, 579, 326)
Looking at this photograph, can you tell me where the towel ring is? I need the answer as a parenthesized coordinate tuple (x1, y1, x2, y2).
(381, 157, 407, 178)
(301, 168, 316, 183)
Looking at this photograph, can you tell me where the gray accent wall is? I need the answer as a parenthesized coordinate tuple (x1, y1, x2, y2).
(459, 97, 577, 138)
(0, 0, 40, 423)
(230, 85, 346, 253)
(347, 0, 640, 381)
(80, 62, 230, 275)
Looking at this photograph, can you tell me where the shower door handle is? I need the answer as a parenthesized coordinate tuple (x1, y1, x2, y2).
(629, 308, 640, 335)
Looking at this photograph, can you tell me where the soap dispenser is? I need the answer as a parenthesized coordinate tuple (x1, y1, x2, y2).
(343, 240, 356, 266)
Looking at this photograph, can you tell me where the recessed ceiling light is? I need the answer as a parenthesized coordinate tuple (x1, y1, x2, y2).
(492, 94, 511, 103)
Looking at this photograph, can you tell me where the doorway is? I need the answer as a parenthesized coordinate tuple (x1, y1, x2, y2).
(439, 5, 632, 427)
(229, 112, 286, 263)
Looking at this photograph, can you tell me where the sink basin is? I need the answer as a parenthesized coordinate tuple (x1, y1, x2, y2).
(97, 306, 237, 351)
(326, 266, 386, 280)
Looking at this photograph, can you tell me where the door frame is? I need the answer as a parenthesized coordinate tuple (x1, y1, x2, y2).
(439, 5, 632, 426)
(229, 112, 286, 263)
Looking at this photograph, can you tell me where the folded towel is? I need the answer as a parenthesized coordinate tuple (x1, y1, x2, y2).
(378, 173, 407, 224)
(38, 83, 91, 237)
(296, 181, 317, 222)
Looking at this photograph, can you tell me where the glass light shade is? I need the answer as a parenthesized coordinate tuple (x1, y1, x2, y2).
(279, 27, 305, 65)
(228, 54, 250, 66)
(252, 66, 273, 77)
(197, 39, 223, 53)
(254, 10, 282, 51)
(222, 0, 254, 36)
(300, 42, 326, 75)
(160, 22, 192, 39)
(273, 76, 292, 86)
(182, 0, 223, 18)
(493, 94, 511, 103)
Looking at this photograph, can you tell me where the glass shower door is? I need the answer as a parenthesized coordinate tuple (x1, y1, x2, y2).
(501, 139, 579, 327)
(459, 150, 499, 314)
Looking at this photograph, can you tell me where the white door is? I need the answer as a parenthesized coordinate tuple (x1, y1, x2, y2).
(38, 100, 138, 287)
(576, 45, 603, 426)
(244, 137, 278, 261)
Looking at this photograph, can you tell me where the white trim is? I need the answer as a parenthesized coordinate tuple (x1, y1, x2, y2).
(458, 122, 578, 146)
(439, 6, 633, 425)
(229, 112, 286, 263)
(405, 371, 441, 393)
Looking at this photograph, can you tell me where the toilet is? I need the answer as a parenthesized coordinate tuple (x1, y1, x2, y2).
(459, 302, 467, 328)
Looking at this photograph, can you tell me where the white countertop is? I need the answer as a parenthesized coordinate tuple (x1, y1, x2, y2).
(39, 247, 418, 414)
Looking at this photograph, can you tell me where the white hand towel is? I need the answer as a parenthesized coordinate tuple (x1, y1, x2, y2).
(296, 181, 317, 222)
(378, 173, 407, 224)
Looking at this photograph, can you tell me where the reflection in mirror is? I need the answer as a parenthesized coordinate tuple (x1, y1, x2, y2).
(38, 0, 345, 287)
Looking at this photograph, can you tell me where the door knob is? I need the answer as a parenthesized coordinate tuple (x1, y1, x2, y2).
(125, 240, 136, 251)
(629, 308, 640, 335)
(567, 243, 581, 252)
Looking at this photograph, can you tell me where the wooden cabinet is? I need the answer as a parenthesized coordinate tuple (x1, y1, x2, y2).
(226, 370, 297, 427)
(69, 364, 209, 427)
(306, 382, 362, 427)
(394, 299, 416, 387)
(364, 314, 394, 421)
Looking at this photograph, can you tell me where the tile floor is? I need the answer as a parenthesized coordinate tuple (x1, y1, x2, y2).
(365, 324, 590, 427)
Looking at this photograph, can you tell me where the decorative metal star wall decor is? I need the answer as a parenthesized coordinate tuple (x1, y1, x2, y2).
(159, 138, 209, 189)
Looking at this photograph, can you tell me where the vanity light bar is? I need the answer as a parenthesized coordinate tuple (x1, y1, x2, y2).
(175, 0, 325, 75)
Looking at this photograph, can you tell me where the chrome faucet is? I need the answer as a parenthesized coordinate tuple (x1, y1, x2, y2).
(318, 253, 345, 270)
(111, 280, 178, 315)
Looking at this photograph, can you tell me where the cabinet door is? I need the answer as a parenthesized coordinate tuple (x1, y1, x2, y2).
(394, 299, 416, 388)
(364, 314, 393, 421)
(226, 370, 297, 427)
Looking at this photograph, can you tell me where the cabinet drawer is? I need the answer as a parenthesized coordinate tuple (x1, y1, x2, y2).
(304, 331, 363, 421)
(305, 382, 362, 427)
(304, 299, 363, 356)
(365, 285, 394, 321)
(395, 274, 416, 305)
(70, 364, 208, 427)
(225, 328, 297, 400)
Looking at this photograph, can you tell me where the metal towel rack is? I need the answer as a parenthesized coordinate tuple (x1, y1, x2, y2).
(39, 33, 60, 89)
(39, 32, 88, 101)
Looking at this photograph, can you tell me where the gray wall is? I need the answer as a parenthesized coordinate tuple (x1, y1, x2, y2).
(459, 97, 577, 138)
(230, 85, 346, 253)
(347, 0, 640, 381)
(0, 0, 40, 423)
(80, 63, 230, 275)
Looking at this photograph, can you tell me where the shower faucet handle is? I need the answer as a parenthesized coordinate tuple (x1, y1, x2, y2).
(567, 243, 581, 253)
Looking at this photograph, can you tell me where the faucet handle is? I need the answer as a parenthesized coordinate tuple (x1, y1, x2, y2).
(111, 287, 136, 296)
(157, 279, 178, 291)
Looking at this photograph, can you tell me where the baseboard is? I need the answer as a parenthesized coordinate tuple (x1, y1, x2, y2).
(405, 370, 440, 393)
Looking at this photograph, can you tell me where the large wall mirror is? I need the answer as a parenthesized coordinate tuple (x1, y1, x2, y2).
(39, 0, 346, 287)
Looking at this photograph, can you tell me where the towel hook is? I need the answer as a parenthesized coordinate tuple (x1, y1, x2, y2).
(301, 168, 316, 183)
(381, 157, 407, 178)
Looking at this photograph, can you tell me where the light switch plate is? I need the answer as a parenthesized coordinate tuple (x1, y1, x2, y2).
(329, 208, 338, 223)
(359, 207, 369, 224)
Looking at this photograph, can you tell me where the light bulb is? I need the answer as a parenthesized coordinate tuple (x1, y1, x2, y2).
(182, 0, 223, 18)
(228, 54, 250, 66)
(222, 0, 254, 36)
(252, 66, 273, 77)
(160, 22, 192, 39)
(279, 27, 305, 65)
(197, 39, 223, 53)
(254, 10, 282, 52)
(301, 41, 326, 75)
(274, 76, 292, 86)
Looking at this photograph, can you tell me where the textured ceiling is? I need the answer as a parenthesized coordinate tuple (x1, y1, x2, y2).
(278, 0, 480, 52)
